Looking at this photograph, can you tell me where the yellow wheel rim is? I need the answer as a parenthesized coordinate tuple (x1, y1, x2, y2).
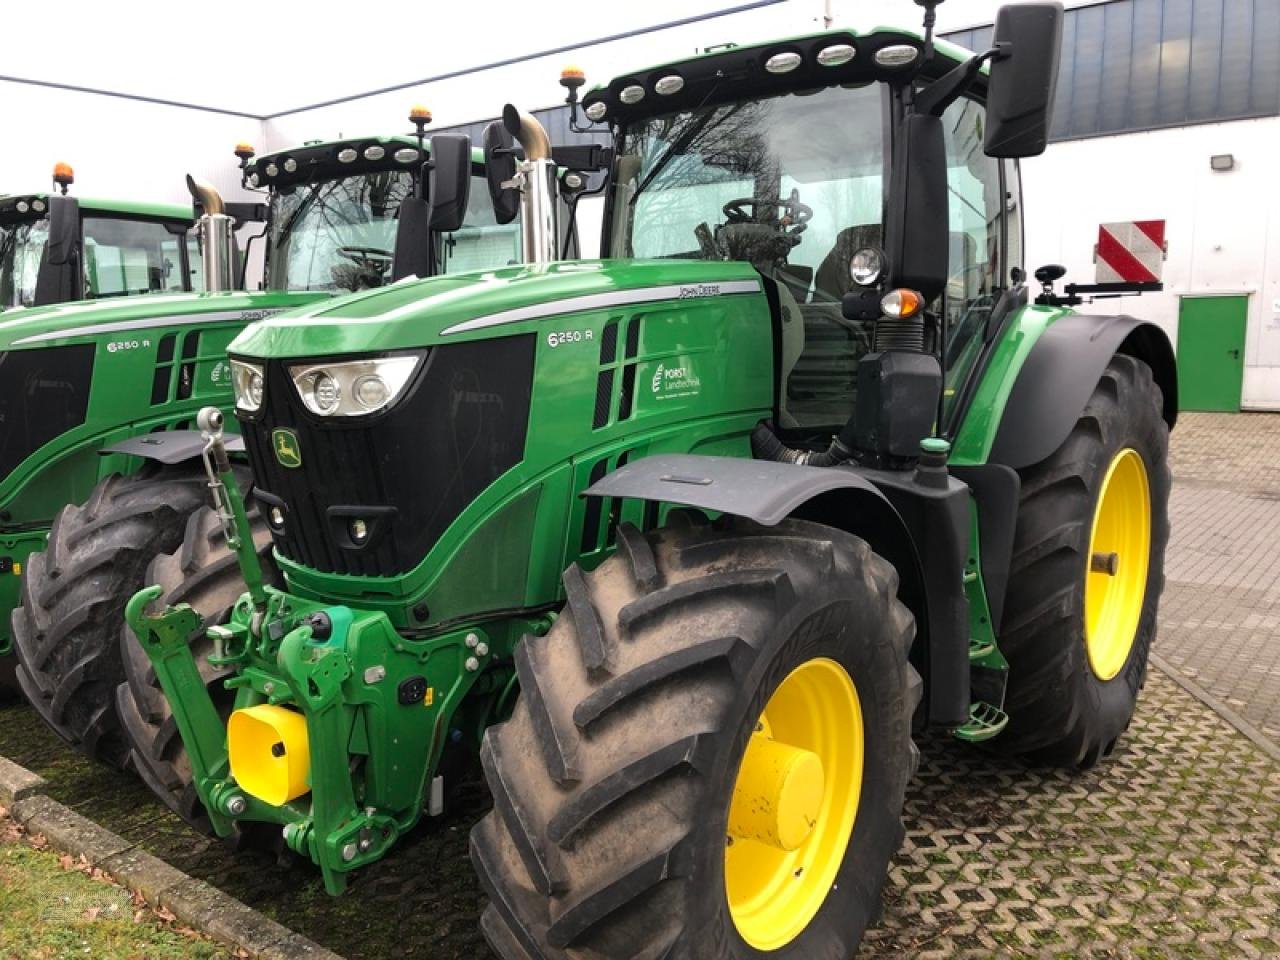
(1084, 448, 1151, 681)
(725, 657, 863, 951)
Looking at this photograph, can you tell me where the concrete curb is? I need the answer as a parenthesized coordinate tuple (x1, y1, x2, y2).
(0, 755, 343, 960)
(1151, 654, 1280, 765)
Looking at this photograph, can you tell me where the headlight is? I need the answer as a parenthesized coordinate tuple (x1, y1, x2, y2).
(849, 247, 885, 287)
(289, 355, 421, 418)
(231, 360, 265, 413)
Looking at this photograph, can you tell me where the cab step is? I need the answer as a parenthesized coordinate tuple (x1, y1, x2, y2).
(951, 701, 1009, 743)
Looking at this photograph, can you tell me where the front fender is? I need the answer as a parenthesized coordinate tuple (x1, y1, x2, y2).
(989, 314, 1176, 469)
(101, 430, 244, 465)
(584, 453, 894, 526)
(585, 454, 972, 727)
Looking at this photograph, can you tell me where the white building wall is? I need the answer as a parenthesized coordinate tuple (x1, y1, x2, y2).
(262, 1, 863, 151)
(0, 80, 263, 209)
(1022, 115, 1280, 409)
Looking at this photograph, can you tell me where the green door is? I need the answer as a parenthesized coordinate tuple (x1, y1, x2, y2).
(1177, 295, 1247, 411)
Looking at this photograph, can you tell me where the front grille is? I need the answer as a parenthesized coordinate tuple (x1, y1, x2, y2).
(0, 346, 95, 479)
(240, 336, 535, 577)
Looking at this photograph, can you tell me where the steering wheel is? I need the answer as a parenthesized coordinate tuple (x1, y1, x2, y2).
(338, 245, 393, 267)
(721, 191, 813, 234)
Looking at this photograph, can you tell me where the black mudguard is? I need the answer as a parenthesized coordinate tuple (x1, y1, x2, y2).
(989, 314, 1177, 470)
(101, 431, 244, 465)
(586, 454, 972, 727)
(585, 454, 899, 527)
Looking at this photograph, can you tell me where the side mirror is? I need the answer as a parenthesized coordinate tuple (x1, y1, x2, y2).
(33, 194, 82, 304)
(391, 196, 433, 282)
(482, 120, 520, 226)
(882, 114, 949, 305)
(427, 133, 472, 233)
(984, 2, 1063, 157)
(45, 194, 80, 266)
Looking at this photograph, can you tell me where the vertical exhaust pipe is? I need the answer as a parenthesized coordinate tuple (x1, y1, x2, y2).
(186, 175, 235, 292)
(502, 105, 560, 264)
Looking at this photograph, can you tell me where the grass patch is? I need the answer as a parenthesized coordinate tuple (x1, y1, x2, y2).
(0, 808, 236, 960)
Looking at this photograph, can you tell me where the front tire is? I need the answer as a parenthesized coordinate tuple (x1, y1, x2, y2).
(11, 467, 210, 766)
(998, 354, 1171, 767)
(472, 515, 919, 959)
(116, 505, 280, 832)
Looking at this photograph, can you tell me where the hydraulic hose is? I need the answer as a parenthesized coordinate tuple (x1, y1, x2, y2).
(750, 421, 853, 467)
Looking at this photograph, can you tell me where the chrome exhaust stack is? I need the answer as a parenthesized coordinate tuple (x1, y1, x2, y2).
(186, 175, 235, 292)
(502, 105, 560, 264)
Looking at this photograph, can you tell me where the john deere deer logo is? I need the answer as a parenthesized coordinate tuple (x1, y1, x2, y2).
(272, 428, 302, 469)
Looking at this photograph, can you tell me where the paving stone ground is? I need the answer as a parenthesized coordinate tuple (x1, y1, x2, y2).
(1159, 412, 1280, 747)
(0, 411, 1276, 958)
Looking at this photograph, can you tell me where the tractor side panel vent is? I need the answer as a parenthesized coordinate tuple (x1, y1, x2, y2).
(616, 315, 644, 422)
(592, 319, 622, 431)
(593, 369, 615, 429)
(580, 458, 609, 554)
(625, 316, 641, 359)
(599, 320, 619, 365)
(150, 333, 178, 405)
(605, 449, 631, 547)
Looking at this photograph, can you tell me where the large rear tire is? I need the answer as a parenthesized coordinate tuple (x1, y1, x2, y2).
(11, 466, 210, 767)
(472, 515, 919, 959)
(998, 354, 1171, 767)
(116, 504, 279, 832)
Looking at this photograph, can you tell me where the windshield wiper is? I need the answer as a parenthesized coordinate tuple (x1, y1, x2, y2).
(630, 99, 741, 205)
(275, 180, 329, 249)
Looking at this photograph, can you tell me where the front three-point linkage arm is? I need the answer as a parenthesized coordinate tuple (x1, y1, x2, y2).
(124, 407, 272, 837)
(195, 407, 268, 627)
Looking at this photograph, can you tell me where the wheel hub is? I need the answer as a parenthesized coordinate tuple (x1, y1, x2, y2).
(724, 657, 863, 951)
(728, 730, 825, 851)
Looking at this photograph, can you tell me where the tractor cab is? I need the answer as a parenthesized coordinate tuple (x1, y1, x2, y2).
(242, 124, 523, 296)
(0, 168, 200, 310)
(568, 5, 1062, 464)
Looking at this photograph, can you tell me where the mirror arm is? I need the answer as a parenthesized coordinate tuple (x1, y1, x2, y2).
(914, 43, 1008, 117)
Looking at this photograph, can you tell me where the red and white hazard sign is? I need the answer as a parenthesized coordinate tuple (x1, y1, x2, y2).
(1095, 221, 1166, 284)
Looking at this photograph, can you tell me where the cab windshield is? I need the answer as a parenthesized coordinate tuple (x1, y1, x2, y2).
(610, 82, 886, 428)
(0, 217, 50, 309)
(267, 171, 522, 292)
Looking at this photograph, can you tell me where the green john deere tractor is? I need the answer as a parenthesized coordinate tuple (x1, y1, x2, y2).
(124, 2, 1176, 955)
(4, 120, 519, 765)
(2, 162, 202, 311)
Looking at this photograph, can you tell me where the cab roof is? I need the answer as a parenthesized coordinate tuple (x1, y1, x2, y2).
(0, 193, 194, 224)
(583, 25, 985, 126)
(247, 134, 488, 190)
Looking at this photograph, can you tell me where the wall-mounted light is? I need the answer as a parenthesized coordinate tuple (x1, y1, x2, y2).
(1210, 154, 1235, 171)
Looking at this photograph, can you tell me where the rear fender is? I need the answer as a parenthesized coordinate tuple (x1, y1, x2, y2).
(989, 314, 1176, 469)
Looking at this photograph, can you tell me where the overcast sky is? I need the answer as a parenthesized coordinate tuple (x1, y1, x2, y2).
(4, 0, 1029, 116)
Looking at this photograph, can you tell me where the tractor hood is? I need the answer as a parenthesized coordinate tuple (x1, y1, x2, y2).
(229, 259, 766, 359)
(0, 289, 326, 353)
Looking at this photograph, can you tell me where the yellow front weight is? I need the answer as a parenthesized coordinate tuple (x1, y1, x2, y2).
(228, 704, 312, 806)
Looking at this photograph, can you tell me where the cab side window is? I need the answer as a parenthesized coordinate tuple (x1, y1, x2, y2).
(82, 217, 189, 298)
(940, 97, 1007, 421)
